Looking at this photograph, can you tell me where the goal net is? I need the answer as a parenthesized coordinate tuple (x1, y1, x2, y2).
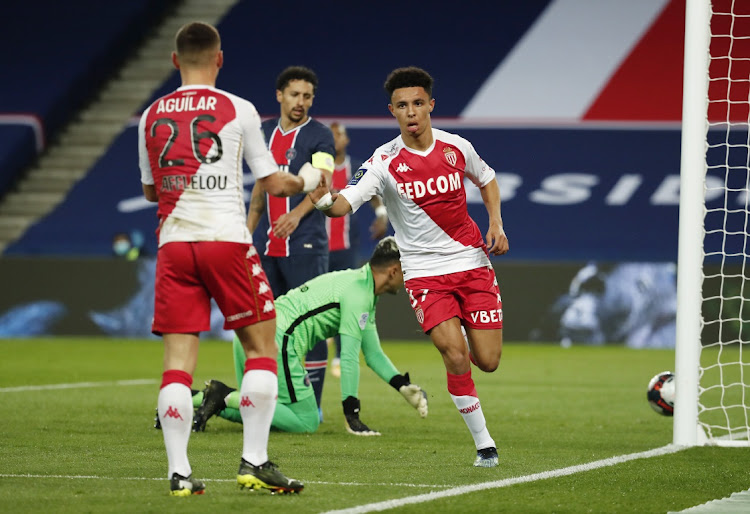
(675, 0, 750, 446)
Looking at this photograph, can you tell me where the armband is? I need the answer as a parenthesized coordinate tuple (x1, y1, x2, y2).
(311, 152, 335, 173)
(314, 192, 334, 211)
(374, 205, 387, 218)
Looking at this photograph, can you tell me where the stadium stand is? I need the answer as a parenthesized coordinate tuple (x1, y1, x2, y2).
(0, 1, 176, 201)
(0, 124, 39, 199)
(3, 1, 689, 262)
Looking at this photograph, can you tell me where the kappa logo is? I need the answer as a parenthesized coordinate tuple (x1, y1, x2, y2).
(263, 300, 274, 313)
(246, 246, 257, 258)
(251, 263, 263, 276)
(395, 162, 412, 173)
(240, 395, 255, 408)
(164, 406, 184, 420)
(358, 312, 369, 330)
(444, 147, 457, 167)
(258, 281, 270, 294)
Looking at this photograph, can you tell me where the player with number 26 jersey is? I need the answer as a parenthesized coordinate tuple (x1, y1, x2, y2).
(138, 85, 277, 246)
(138, 22, 313, 496)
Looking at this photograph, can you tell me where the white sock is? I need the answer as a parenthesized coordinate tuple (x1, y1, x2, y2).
(158, 383, 193, 478)
(240, 369, 277, 466)
(450, 394, 496, 450)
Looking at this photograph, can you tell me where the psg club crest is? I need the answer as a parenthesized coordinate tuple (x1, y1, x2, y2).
(285, 148, 297, 162)
(443, 147, 457, 167)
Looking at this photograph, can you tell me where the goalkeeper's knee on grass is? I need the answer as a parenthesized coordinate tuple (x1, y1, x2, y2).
(389, 373, 428, 418)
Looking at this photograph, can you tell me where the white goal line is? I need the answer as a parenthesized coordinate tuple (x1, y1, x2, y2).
(322, 444, 687, 514)
(0, 379, 158, 393)
(0, 445, 687, 506)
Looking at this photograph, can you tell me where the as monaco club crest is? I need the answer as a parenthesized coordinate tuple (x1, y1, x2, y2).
(443, 147, 457, 166)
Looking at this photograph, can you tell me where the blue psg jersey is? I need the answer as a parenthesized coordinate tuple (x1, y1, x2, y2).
(254, 117, 335, 256)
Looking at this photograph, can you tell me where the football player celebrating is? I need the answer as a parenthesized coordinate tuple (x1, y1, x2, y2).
(308, 66, 509, 468)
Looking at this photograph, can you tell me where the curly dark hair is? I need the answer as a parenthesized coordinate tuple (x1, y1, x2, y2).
(384, 67, 433, 99)
(276, 66, 319, 94)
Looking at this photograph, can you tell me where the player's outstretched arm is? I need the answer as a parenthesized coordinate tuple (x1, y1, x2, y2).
(259, 162, 323, 197)
(480, 179, 509, 256)
(273, 169, 333, 239)
(308, 178, 352, 217)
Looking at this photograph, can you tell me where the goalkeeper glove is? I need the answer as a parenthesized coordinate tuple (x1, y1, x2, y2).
(342, 396, 381, 436)
(389, 372, 428, 418)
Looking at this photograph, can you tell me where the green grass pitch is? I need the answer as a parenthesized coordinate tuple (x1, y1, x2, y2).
(1, 338, 748, 513)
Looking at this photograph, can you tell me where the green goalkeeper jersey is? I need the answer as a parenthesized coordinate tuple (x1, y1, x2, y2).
(275, 263, 378, 356)
(232, 262, 400, 405)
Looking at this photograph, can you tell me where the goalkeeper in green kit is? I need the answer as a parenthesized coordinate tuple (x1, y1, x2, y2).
(191, 236, 428, 435)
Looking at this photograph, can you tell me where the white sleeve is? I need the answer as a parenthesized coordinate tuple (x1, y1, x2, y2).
(238, 100, 278, 180)
(138, 107, 154, 185)
(462, 139, 495, 188)
(339, 159, 385, 213)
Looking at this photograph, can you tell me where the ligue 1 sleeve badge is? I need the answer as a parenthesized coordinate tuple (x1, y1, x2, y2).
(443, 147, 457, 166)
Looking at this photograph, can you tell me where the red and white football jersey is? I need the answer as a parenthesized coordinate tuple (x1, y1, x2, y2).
(340, 128, 496, 280)
(138, 85, 277, 246)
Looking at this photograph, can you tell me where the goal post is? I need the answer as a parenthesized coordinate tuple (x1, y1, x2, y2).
(675, 0, 750, 447)
(674, 0, 710, 447)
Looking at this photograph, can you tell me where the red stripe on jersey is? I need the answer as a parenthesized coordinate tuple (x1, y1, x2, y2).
(145, 89, 234, 237)
(328, 161, 352, 251)
(265, 127, 299, 256)
(388, 141, 484, 249)
(327, 215, 350, 251)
